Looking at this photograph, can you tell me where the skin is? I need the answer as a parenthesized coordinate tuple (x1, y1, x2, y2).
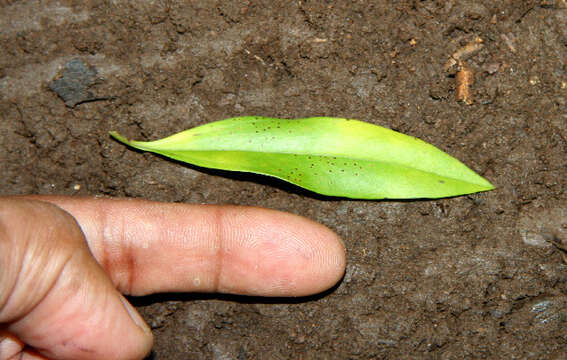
(0, 196, 346, 360)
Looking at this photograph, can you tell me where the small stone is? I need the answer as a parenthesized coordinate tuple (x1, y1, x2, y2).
(49, 58, 98, 107)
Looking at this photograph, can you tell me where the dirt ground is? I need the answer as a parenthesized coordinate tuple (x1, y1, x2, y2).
(2, 0, 567, 359)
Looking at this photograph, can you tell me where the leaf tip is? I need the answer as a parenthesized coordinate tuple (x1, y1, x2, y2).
(462, 177, 495, 198)
(478, 176, 496, 192)
(485, 181, 496, 192)
(109, 131, 130, 145)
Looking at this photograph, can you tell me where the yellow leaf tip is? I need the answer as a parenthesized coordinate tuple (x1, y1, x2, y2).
(109, 131, 129, 145)
(481, 178, 496, 191)
(474, 180, 495, 195)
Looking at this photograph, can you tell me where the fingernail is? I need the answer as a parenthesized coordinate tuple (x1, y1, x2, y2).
(119, 294, 151, 334)
(0, 333, 24, 359)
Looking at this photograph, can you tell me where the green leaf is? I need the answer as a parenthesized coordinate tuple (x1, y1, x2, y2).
(110, 117, 494, 199)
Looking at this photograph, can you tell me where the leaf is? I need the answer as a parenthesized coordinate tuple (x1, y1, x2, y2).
(110, 117, 494, 199)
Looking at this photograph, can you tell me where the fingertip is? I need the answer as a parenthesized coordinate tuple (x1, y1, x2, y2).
(33, 285, 154, 360)
(218, 208, 347, 297)
(315, 225, 347, 293)
(118, 294, 154, 359)
(0, 332, 24, 359)
(281, 214, 347, 296)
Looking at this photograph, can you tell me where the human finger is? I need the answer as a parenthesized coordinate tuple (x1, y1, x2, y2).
(0, 198, 153, 360)
(30, 195, 347, 297)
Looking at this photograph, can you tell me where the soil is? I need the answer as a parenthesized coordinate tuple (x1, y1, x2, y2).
(2, 1, 567, 359)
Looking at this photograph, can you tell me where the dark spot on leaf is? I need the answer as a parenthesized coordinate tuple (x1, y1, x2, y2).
(439, 180, 445, 184)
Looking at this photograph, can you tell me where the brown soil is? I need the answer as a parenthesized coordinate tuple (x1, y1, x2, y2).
(2, 1, 567, 359)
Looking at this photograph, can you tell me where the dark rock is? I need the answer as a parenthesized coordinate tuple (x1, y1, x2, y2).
(49, 58, 97, 107)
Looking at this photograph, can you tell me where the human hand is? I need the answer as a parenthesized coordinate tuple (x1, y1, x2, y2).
(0, 196, 346, 360)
